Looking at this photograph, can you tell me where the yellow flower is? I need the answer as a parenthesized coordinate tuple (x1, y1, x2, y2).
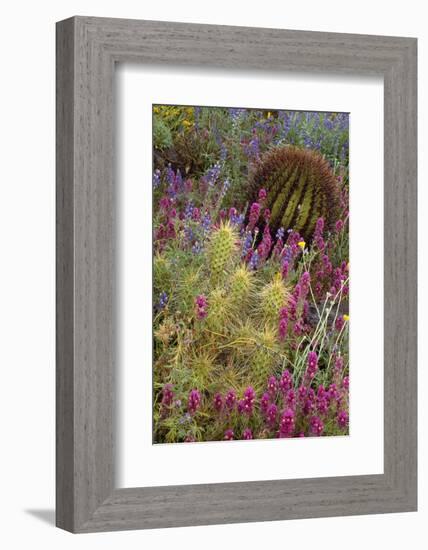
(182, 119, 193, 128)
(343, 314, 350, 322)
(297, 241, 306, 249)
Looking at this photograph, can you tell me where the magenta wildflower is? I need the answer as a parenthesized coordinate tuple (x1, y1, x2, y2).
(242, 428, 253, 440)
(187, 389, 201, 414)
(279, 408, 295, 437)
(305, 351, 318, 383)
(263, 208, 271, 222)
(335, 219, 344, 233)
(335, 315, 345, 332)
(342, 376, 349, 390)
(285, 388, 296, 408)
(266, 403, 278, 426)
(248, 202, 261, 230)
(337, 410, 349, 429)
(184, 434, 196, 443)
(258, 188, 267, 202)
(195, 294, 208, 319)
(267, 375, 278, 396)
(309, 415, 324, 436)
(281, 260, 289, 280)
(278, 317, 288, 341)
(279, 369, 292, 393)
(224, 429, 234, 441)
(260, 392, 270, 414)
(161, 383, 174, 406)
(225, 389, 237, 411)
(213, 392, 223, 412)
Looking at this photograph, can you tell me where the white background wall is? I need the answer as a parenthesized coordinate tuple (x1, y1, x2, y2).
(0, 1, 424, 548)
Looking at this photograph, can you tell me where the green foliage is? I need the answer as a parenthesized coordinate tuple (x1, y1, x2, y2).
(153, 115, 173, 150)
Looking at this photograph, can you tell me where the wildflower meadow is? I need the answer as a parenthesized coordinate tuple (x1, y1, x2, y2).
(152, 105, 349, 443)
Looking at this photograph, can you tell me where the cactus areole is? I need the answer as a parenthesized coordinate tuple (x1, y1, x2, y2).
(249, 146, 340, 241)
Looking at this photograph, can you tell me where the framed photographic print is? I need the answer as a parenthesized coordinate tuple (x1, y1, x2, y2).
(56, 17, 417, 532)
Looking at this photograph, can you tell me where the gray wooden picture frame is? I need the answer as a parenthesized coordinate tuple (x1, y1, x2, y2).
(56, 16, 417, 533)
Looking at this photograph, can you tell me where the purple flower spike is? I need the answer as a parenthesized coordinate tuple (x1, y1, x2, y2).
(161, 383, 174, 406)
(187, 389, 201, 414)
(195, 294, 208, 319)
(279, 369, 292, 393)
(266, 403, 278, 426)
(267, 376, 278, 396)
(337, 410, 349, 429)
(242, 428, 253, 440)
(309, 415, 324, 436)
(213, 393, 223, 412)
(279, 408, 295, 437)
(225, 389, 237, 411)
(248, 202, 261, 230)
(224, 429, 234, 441)
(258, 188, 267, 202)
(305, 351, 318, 383)
(260, 392, 270, 414)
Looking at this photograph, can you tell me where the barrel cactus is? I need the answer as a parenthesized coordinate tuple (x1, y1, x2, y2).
(249, 146, 340, 240)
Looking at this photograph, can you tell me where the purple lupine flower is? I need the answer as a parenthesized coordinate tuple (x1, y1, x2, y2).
(266, 403, 278, 426)
(187, 389, 201, 414)
(158, 291, 168, 310)
(247, 202, 261, 230)
(241, 231, 253, 259)
(337, 410, 349, 429)
(152, 168, 161, 189)
(213, 393, 223, 412)
(248, 250, 259, 270)
(279, 408, 295, 437)
(260, 392, 270, 414)
(267, 375, 278, 396)
(225, 389, 237, 411)
(279, 369, 293, 394)
(224, 429, 234, 441)
(309, 415, 324, 436)
(242, 428, 253, 440)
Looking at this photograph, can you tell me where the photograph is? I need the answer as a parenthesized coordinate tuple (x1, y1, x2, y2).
(152, 105, 350, 443)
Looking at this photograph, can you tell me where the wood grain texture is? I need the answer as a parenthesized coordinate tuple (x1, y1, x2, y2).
(56, 16, 417, 533)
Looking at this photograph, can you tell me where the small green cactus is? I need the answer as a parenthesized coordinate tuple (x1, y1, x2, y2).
(229, 264, 254, 309)
(249, 146, 340, 240)
(207, 221, 237, 284)
(206, 288, 232, 333)
(258, 273, 289, 327)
